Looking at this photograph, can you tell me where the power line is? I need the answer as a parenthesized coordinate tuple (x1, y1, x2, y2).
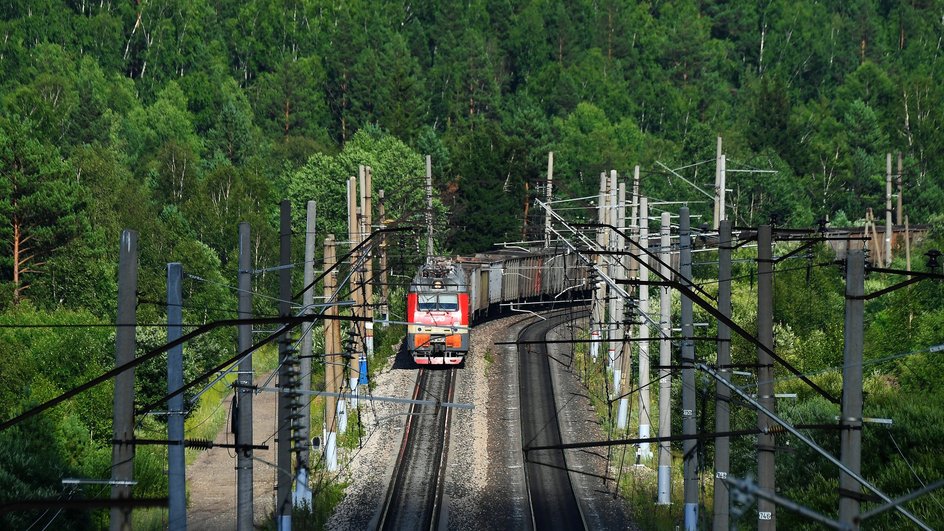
(0, 314, 367, 433)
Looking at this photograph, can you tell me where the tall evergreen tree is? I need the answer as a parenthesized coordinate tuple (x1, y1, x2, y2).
(0, 116, 88, 305)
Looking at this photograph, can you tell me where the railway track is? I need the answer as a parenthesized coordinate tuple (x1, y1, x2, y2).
(518, 312, 587, 531)
(377, 368, 456, 530)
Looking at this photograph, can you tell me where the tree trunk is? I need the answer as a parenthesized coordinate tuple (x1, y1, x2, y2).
(284, 97, 291, 136)
(12, 214, 21, 305)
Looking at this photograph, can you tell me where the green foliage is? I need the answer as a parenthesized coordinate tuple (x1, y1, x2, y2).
(0, 114, 89, 305)
(252, 55, 332, 147)
(0, 305, 115, 529)
(288, 128, 433, 243)
(1, 2, 944, 528)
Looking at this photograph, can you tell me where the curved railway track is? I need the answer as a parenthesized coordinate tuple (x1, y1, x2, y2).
(518, 311, 587, 531)
(377, 368, 456, 530)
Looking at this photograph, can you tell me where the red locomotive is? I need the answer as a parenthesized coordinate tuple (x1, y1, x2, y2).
(406, 259, 470, 365)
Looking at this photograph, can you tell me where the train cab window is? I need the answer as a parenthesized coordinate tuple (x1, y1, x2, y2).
(418, 294, 438, 311)
(438, 294, 458, 311)
(417, 293, 459, 311)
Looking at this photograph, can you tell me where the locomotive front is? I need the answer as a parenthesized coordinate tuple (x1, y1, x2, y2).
(406, 259, 469, 365)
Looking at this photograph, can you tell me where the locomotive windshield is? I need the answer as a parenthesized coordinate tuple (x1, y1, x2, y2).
(418, 293, 459, 311)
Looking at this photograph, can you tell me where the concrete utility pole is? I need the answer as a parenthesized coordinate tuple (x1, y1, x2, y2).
(636, 197, 652, 460)
(719, 154, 726, 227)
(617, 181, 632, 426)
(886, 153, 893, 266)
(236, 223, 253, 531)
(426, 155, 434, 259)
(607, 171, 619, 372)
(714, 137, 726, 230)
(840, 249, 865, 528)
(591, 172, 608, 362)
(323, 235, 340, 472)
(110, 229, 137, 531)
(295, 202, 316, 508)
(167, 263, 186, 531)
(680, 207, 698, 531)
(276, 201, 292, 531)
(657, 211, 673, 505)
(757, 225, 777, 529)
(612, 179, 626, 394)
(545, 152, 554, 248)
(713, 220, 733, 531)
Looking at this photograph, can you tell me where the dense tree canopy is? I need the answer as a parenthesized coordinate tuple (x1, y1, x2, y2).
(1, 1, 943, 528)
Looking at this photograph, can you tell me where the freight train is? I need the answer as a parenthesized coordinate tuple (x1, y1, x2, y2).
(406, 251, 589, 365)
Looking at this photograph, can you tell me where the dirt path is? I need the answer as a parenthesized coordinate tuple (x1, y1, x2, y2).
(187, 375, 278, 530)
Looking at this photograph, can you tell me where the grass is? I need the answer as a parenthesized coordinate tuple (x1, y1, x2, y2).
(483, 348, 494, 373)
(130, 345, 280, 531)
(570, 330, 692, 529)
(198, 306, 406, 530)
(184, 343, 280, 452)
(284, 317, 405, 529)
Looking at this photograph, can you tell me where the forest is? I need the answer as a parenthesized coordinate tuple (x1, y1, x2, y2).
(1, 0, 943, 528)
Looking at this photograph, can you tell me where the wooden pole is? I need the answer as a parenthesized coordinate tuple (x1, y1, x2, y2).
(323, 235, 339, 471)
(378, 189, 389, 321)
(905, 215, 911, 272)
(364, 166, 374, 361)
(426, 156, 433, 259)
(349, 173, 361, 404)
(886, 153, 893, 266)
(869, 208, 882, 263)
(897, 152, 903, 226)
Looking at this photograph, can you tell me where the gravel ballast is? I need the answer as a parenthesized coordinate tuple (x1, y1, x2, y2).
(327, 314, 634, 530)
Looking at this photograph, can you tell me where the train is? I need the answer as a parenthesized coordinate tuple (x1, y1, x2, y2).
(406, 250, 589, 365)
(406, 258, 470, 365)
